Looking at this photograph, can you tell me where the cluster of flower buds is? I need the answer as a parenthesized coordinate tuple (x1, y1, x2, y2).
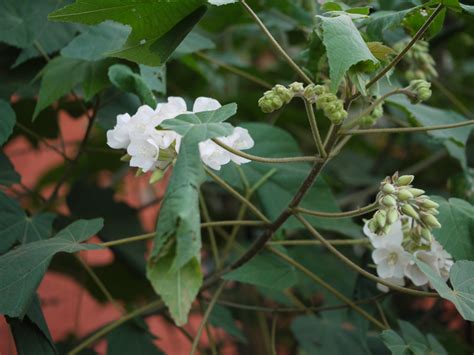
(407, 79, 432, 104)
(394, 40, 437, 81)
(368, 172, 441, 241)
(359, 101, 384, 128)
(306, 84, 347, 124)
(258, 83, 297, 113)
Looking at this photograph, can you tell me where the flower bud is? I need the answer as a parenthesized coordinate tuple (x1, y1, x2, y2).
(421, 228, 432, 241)
(387, 208, 399, 225)
(396, 175, 414, 186)
(313, 85, 327, 95)
(382, 224, 392, 235)
(368, 219, 379, 233)
(375, 210, 387, 228)
(408, 79, 432, 103)
(421, 214, 441, 228)
(382, 183, 396, 194)
(289, 82, 304, 93)
(120, 154, 131, 162)
(419, 199, 439, 209)
(397, 189, 414, 201)
(401, 203, 419, 219)
(382, 195, 397, 207)
(149, 169, 165, 184)
(408, 188, 425, 197)
(274, 84, 294, 103)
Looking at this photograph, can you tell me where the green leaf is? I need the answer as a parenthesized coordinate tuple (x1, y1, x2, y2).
(49, 0, 207, 66)
(6, 294, 57, 355)
(0, 151, 20, 187)
(403, 7, 446, 41)
(0, 191, 55, 254)
(174, 32, 215, 56)
(318, 14, 378, 92)
(0, 218, 103, 317)
(431, 197, 474, 260)
(209, 305, 246, 343)
(108, 64, 157, 107)
(139, 65, 166, 95)
(365, 10, 411, 41)
(381, 320, 448, 355)
(291, 315, 369, 354)
(218, 123, 362, 238)
(223, 250, 298, 290)
(107, 320, 164, 355)
(0, 99, 16, 145)
(415, 259, 474, 321)
(61, 21, 131, 61)
(147, 253, 202, 326)
(34, 57, 114, 118)
(161, 103, 236, 142)
(367, 41, 395, 61)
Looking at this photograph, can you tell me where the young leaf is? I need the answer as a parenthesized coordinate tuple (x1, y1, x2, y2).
(108, 64, 157, 107)
(48, 0, 207, 66)
(0, 218, 103, 317)
(147, 253, 202, 326)
(0, 99, 16, 146)
(0, 191, 55, 254)
(431, 197, 474, 260)
(367, 42, 395, 61)
(0, 151, 20, 187)
(6, 294, 57, 355)
(318, 14, 378, 92)
(223, 250, 298, 290)
(415, 259, 474, 321)
(61, 22, 131, 61)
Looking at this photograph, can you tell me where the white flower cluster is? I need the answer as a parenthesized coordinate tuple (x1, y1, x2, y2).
(106, 97, 254, 173)
(363, 174, 453, 292)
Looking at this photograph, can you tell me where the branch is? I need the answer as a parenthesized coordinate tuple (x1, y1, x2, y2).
(341, 119, 474, 136)
(212, 138, 322, 164)
(294, 201, 378, 218)
(269, 239, 370, 247)
(240, 0, 313, 84)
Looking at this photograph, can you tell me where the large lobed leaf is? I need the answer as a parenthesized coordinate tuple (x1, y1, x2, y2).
(431, 196, 474, 261)
(0, 218, 103, 317)
(318, 14, 378, 92)
(415, 259, 474, 321)
(48, 0, 208, 66)
(147, 104, 236, 325)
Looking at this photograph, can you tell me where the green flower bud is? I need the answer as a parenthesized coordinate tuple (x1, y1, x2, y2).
(313, 85, 328, 95)
(408, 188, 425, 197)
(135, 168, 144, 177)
(382, 224, 392, 235)
(120, 154, 131, 162)
(401, 203, 419, 219)
(421, 214, 441, 228)
(382, 195, 397, 207)
(375, 210, 387, 228)
(274, 84, 294, 104)
(419, 199, 439, 209)
(149, 169, 165, 184)
(289, 82, 304, 93)
(408, 79, 432, 103)
(368, 218, 379, 233)
(387, 208, 399, 225)
(359, 115, 377, 128)
(421, 228, 432, 241)
(382, 183, 396, 194)
(396, 175, 414, 186)
(397, 189, 414, 201)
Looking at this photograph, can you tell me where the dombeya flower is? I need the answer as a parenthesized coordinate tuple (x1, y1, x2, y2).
(372, 244, 410, 279)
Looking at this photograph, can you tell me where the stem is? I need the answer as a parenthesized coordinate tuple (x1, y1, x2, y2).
(99, 233, 155, 248)
(212, 138, 322, 164)
(199, 193, 222, 269)
(303, 100, 327, 158)
(240, 0, 313, 84)
(205, 167, 271, 224)
(295, 214, 437, 297)
(341, 119, 474, 136)
(196, 52, 272, 89)
(374, 300, 390, 329)
(269, 239, 370, 246)
(268, 246, 387, 330)
(348, 4, 444, 103)
(294, 201, 378, 218)
(190, 282, 227, 355)
(75, 255, 123, 314)
(68, 300, 163, 355)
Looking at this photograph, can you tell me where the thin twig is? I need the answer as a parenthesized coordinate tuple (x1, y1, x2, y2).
(269, 239, 370, 247)
(294, 201, 378, 218)
(303, 100, 327, 157)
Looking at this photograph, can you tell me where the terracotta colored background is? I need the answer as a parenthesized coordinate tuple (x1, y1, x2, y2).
(0, 111, 236, 355)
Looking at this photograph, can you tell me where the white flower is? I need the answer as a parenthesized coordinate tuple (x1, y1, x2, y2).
(199, 140, 231, 171)
(431, 240, 453, 281)
(377, 277, 405, 293)
(106, 113, 132, 149)
(404, 250, 438, 286)
(223, 127, 254, 164)
(193, 97, 221, 113)
(363, 218, 404, 248)
(208, 0, 237, 5)
(372, 244, 410, 279)
(127, 136, 161, 172)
